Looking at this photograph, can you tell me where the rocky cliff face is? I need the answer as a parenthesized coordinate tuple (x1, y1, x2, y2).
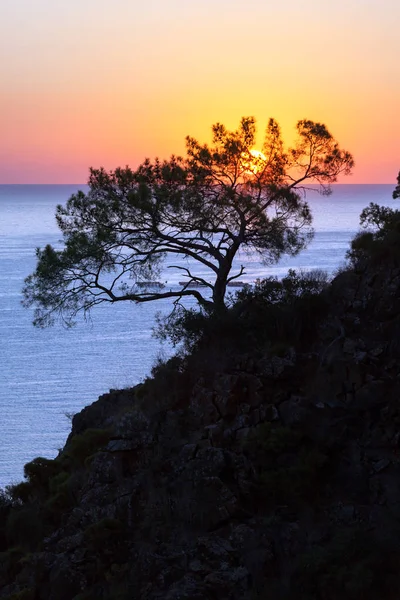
(2, 251, 400, 599)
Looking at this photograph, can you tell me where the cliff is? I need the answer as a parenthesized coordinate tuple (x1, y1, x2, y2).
(2, 218, 400, 599)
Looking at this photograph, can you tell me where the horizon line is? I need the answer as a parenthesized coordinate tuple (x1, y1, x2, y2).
(0, 182, 395, 186)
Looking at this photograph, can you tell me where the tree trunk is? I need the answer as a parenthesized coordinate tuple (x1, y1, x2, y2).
(212, 257, 233, 313)
(212, 276, 227, 313)
(212, 243, 241, 313)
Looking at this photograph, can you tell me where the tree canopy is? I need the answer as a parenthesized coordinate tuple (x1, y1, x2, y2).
(393, 171, 400, 199)
(347, 191, 400, 268)
(23, 117, 354, 327)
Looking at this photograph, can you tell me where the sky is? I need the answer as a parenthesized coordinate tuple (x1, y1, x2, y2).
(1, 0, 399, 184)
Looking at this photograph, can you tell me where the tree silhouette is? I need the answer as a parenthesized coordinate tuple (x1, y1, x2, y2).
(393, 171, 400, 199)
(23, 117, 353, 327)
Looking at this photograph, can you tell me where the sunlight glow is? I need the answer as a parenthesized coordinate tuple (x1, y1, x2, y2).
(2, 0, 400, 182)
(241, 149, 267, 175)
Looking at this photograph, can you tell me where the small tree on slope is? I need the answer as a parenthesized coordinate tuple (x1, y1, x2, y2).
(23, 117, 353, 326)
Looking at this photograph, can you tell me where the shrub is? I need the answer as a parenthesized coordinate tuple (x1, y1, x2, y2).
(23, 456, 64, 492)
(4, 458, 67, 508)
(0, 488, 12, 507)
(233, 269, 329, 348)
(155, 269, 329, 356)
(347, 203, 400, 268)
(64, 428, 111, 466)
(5, 482, 35, 504)
(0, 489, 13, 550)
(48, 470, 70, 495)
(45, 472, 75, 514)
(5, 505, 44, 550)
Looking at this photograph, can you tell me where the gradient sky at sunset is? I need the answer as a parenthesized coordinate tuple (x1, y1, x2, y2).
(1, 0, 399, 183)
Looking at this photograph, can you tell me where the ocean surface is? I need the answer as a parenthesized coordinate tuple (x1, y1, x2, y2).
(0, 183, 397, 487)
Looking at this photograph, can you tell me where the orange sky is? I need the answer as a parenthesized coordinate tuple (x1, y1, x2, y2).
(1, 0, 399, 183)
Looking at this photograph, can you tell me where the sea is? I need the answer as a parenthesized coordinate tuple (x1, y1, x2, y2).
(0, 183, 397, 487)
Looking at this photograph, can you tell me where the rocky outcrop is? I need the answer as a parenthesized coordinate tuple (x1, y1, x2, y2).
(3, 258, 400, 599)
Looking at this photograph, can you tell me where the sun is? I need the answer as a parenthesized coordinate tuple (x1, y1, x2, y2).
(249, 149, 266, 161)
(241, 149, 267, 175)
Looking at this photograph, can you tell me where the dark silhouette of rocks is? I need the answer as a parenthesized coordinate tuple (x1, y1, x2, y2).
(3, 221, 400, 599)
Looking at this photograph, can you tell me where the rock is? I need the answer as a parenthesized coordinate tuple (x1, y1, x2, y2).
(334, 503, 355, 523)
(249, 408, 261, 425)
(48, 560, 83, 600)
(372, 459, 391, 473)
(231, 414, 250, 431)
(192, 477, 238, 528)
(279, 398, 310, 426)
(197, 438, 212, 449)
(236, 427, 252, 441)
(229, 523, 275, 579)
(188, 559, 207, 574)
(197, 535, 235, 556)
(371, 345, 386, 357)
(259, 404, 279, 422)
(354, 380, 386, 408)
(106, 436, 153, 452)
(204, 422, 226, 445)
(179, 443, 197, 461)
(190, 386, 219, 425)
(343, 338, 358, 354)
(204, 566, 249, 591)
(258, 354, 295, 378)
(354, 350, 367, 363)
(212, 373, 263, 415)
(7, 245, 400, 600)
(214, 393, 238, 418)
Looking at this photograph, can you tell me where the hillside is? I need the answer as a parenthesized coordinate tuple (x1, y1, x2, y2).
(2, 205, 400, 599)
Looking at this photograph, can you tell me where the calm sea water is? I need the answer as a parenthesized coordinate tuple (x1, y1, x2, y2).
(0, 184, 397, 486)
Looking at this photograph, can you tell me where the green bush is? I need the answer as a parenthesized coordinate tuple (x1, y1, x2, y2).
(5, 505, 44, 550)
(5, 482, 35, 504)
(0, 488, 12, 507)
(155, 269, 329, 357)
(347, 203, 400, 268)
(5, 458, 67, 506)
(0, 489, 13, 551)
(45, 472, 75, 514)
(233, 269, 329, 348)
(48, 470, 70, 495)
(23, 456, 63, 490)
(64, 428, 111, 466)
